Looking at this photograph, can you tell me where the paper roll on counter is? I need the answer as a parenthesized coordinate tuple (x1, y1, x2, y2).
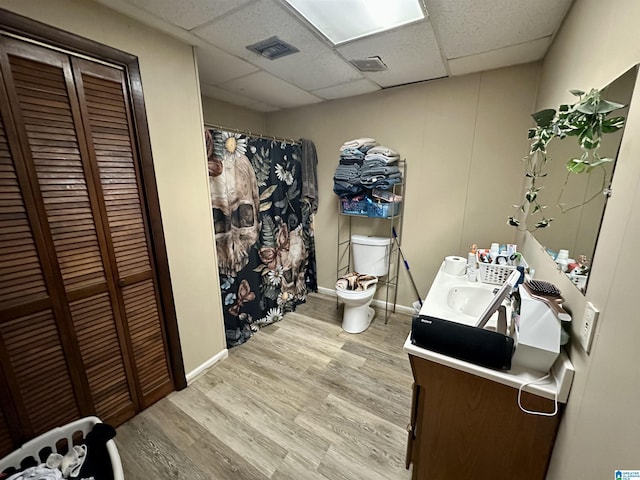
(444, 256, 467, 276)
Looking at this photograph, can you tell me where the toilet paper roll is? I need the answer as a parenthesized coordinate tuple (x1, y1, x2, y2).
(444, 256, 467, 276)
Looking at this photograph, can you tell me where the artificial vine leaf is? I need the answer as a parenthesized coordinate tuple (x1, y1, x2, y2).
(588, 157, 614, 169)
(535, 218, 553, 229)
(532, 109, 556, 127)
(602, 116, 625, 133)
(580, 129, 600, 150)
(597, 99, 625, 114)
(566, 158, 587, 173)
(576, 102, 597, 114)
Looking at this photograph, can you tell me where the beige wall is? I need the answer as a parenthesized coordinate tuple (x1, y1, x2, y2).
(201, 96, 267, 133)
(0, 0, 226, 374)
(267, 64, 539, 307)
(517, 0, 640, 477)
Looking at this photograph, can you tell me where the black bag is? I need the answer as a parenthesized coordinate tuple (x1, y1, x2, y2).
(411, 315, 514, 370)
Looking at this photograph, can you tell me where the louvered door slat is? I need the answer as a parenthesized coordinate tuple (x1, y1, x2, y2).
(80, 72, 151, 279)
(76, 61, 173, 405)
(122, 279, 170, 398)
(0, 408, 12, 458)
(0, 310, 80, 435)
(8, 54, 106, 293)
(0, 111, 47, 309)
(70, 293, 134, 422)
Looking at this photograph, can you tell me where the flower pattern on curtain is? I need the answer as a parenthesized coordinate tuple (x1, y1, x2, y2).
(206, 129, 317, 347)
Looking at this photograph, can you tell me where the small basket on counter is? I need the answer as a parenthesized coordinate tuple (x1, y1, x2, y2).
(476, 250, 528, 285)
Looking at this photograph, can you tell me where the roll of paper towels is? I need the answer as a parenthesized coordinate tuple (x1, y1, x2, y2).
(444, 256, 467, 276)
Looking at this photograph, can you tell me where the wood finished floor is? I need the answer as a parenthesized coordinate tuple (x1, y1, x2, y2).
(116, 294, 414, 479)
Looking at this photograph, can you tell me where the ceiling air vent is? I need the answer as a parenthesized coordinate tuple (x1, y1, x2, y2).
(246, 36, 300, 60)
(350, 56, 388, 72)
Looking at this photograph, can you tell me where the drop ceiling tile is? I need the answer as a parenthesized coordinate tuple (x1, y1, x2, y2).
(246, 101, 281, 112)
(200, 83, 257, 108)
(124, 0, 256, 30)
(218, 71, 323, 109)
(192, 0, 363, 91)
(426, 0, 572, 59)
(337, 21, 447, 88)
(312, 79, 380, 100)
(448, 37, 550, 76)
(196, 45, 259, 85)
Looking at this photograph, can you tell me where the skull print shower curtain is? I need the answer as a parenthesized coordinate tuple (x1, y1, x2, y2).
(206, 129, 318, 347)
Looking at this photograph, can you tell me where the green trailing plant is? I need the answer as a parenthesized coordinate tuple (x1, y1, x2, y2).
(509, 88, 626, 228)
(555, 89, 626, 173)
(508, 108, 556, 230)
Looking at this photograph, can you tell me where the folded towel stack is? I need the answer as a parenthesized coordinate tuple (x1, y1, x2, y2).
(340, 137, 377, 152)
(334, 137, 379, 197)
(360, 145, 402, 190)
(334, 164, 361, 182)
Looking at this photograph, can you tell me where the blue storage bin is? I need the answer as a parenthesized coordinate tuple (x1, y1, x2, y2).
(367, 200, 402, 218)
(340, 196, 369, 216)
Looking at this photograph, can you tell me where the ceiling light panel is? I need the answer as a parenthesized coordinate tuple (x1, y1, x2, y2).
(284, 0, 426, 45)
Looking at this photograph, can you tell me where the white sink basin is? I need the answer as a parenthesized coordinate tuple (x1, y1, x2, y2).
(447, 285, 496, 317)
(419, 263, 500, 327)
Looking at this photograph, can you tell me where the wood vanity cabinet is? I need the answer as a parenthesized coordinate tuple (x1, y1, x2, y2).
(405, 354, 563, 480)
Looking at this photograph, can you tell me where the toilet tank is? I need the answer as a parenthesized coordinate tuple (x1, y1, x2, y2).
(351, 234, 392, 276)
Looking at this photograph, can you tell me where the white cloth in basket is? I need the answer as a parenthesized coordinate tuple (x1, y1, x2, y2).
(7, 465, 62, 480)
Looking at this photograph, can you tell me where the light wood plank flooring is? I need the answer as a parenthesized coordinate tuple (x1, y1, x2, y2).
(116, 294, 415, 479)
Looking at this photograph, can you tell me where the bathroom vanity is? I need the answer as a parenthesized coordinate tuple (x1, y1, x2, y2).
(404, 264, 574, 479)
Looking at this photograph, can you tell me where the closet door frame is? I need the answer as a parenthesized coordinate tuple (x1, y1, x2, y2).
(0, 8, 187, 390)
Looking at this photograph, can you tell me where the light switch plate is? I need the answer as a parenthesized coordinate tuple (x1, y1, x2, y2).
(580, 301, 599, 353)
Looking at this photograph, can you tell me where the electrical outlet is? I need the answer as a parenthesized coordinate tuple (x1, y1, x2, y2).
(580, 301, 599, 353)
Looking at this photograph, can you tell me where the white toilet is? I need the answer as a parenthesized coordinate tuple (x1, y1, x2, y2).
(336, 234, 392, 333)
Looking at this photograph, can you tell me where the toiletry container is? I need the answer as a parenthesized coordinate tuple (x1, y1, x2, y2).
(555, 249, 569, 272)
(335, 235, 391, 333)
(490, 243, 500, 263)
(466, 252, 477, 282)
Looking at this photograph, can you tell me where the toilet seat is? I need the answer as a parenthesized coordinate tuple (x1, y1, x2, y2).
(335, 286, 376, 299)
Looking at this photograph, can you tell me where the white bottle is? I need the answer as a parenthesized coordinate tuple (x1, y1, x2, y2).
(490, 243, 500, 264)
(466, 252, 477, 282)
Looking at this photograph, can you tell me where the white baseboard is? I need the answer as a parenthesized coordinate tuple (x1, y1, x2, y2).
(185, 348, 229, 384)
(315, 287, 416, 315)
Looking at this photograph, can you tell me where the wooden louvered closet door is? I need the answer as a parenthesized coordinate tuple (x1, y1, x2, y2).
(0, 34, 176, 454)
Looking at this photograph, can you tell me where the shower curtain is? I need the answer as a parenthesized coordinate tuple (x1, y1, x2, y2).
(206, 129, 317, 347)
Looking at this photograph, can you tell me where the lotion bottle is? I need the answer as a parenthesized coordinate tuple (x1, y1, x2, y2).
(467, 245, 478, 282)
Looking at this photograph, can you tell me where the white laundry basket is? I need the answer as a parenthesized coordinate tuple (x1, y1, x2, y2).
(0, 416, 123, 480)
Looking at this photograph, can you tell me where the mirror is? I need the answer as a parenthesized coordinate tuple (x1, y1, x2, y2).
(530, 66, 637, 294)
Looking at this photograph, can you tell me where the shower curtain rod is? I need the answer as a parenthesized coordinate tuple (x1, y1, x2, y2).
(204, 123, 300, 146)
